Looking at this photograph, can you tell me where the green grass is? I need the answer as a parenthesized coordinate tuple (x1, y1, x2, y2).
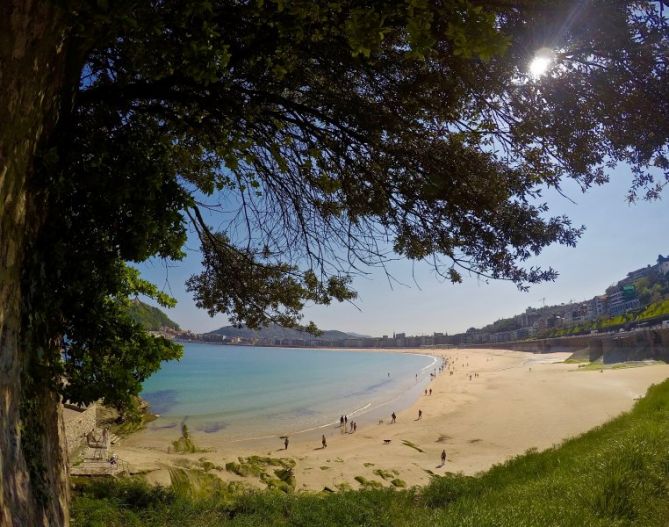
(169, 425, 206, 454)
(72, 379, 669, 526)
(575, 361, 663, 372)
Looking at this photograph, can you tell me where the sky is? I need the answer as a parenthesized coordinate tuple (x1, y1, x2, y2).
(137, 165, 668, 337)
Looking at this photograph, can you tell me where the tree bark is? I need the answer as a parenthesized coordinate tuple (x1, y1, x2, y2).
(0, 2, 73, 526)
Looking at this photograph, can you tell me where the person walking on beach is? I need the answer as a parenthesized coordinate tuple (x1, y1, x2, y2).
(322, 434, 327, 448)
(429, 388, 432, 395)
(418, 409, 422, 420)
(340, 415, 344, 427)
(391, 412, 397, 423)
(284, 437, 289, 450)
(353, 422, 357, 432)
(344, 415, 348, 426)
(441, 449, 447, 465)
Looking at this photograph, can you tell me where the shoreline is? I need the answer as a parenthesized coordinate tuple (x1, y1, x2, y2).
(115, 347, 669, 491)
(137, 345, 439, 445)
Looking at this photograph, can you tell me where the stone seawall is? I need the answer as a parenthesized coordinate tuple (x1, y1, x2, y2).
(63, 403, 97, 456)
(461, 328, 669, 364)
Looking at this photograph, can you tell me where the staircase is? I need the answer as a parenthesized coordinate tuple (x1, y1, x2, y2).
(69, 428, 126, 477)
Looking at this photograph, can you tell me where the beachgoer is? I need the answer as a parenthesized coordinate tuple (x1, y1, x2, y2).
(344, 415, 348, 426)
(340, 415, 344, 427)
(391, 412, 397, 423)
(424, 389, 428, 396)
(418, 409, 422, 420)
(429, 388, 432, 395)
(353, 422, 357, 432)
(322, 434, 327, 448)
(284, 437, 289, 450)
(441, 450, 447, 465)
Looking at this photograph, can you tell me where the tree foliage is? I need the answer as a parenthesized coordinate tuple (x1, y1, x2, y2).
(20, 0, 669, 410)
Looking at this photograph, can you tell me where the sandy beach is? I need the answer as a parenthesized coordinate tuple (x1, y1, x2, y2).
(114, 347, 669, 491)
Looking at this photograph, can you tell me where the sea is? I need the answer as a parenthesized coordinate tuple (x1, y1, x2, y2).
(140, 342, 437, 442)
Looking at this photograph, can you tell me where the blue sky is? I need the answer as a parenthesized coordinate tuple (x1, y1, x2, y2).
(138, 165, 668, 337)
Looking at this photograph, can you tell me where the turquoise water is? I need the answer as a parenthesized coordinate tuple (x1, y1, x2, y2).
(141, 343, 435, 441)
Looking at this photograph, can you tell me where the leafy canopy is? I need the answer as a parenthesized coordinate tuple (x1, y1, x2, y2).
(27, 0, 669, 408)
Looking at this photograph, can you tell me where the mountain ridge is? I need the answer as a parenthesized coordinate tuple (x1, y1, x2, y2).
(207, 323, 368, 341)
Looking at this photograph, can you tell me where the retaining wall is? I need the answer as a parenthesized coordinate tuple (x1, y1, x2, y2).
(63, 403, 97, 456)
(461, 328, 669, 364)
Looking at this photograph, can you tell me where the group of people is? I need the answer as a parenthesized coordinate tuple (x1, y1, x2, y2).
(280, 356, 460, 465)
(339, 414, 358, 433)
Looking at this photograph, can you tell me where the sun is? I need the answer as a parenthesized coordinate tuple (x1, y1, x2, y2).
(529, 56, 551, 78)
(528, 48, 554, 78)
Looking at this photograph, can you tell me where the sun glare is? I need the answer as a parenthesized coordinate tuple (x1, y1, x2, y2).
(528, 48, 554, 79)
(529, 56, 551, 78)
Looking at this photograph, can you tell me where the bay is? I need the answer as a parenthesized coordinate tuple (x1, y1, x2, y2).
(141, 342, 436, 441)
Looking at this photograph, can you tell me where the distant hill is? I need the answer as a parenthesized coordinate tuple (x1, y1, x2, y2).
(128, 299, 180, 331)
(207, 323, 366, 341)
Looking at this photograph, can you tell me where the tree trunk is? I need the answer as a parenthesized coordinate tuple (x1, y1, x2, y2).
(0, 2, 73, 526)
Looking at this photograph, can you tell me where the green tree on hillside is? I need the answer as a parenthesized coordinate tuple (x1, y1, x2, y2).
(635, 274, 669, 306)
(128, 299, 181, 332)
(1, 1, 668, 525)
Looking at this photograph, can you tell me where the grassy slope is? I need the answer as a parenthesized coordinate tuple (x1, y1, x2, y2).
(128, 299, 180, 331)
(72, 380, 669, 527)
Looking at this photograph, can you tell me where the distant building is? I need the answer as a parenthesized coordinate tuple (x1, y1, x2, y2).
(587, 295, 608, 320)
(657, 254, 669, 275)
(608, 285, 641, 316)
(620, 265, 655, 285)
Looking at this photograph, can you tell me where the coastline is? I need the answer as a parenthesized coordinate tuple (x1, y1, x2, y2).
(115, 347, 669, 491)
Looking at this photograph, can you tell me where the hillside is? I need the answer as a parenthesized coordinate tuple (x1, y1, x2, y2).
(207, 323, 366, 341)
(128, 299, 180, 331)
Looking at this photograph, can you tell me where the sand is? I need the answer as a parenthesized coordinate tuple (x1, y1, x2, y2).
(113, 348, 669, 491)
